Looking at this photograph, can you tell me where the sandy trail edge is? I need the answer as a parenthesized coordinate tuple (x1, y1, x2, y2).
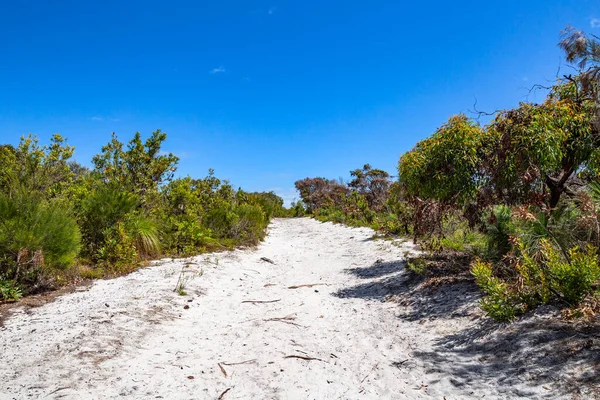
(0, 218, 596, 399)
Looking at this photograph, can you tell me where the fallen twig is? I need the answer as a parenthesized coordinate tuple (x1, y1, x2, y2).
(241, 268, 261, 274)
(45, 387, 71, 397)
(241, 299, 281, 304)
(393, 358, 411, 368)
(221, 359, 257, 366)
(287, 283, 328, 289)
(260, 257, 275, 264)
(284, 355, 326, 362)
(264, 315, 305, 328)
(218, 387, 231, 400)
(360, 363, 379, 384)
(217, 362, 228, 378)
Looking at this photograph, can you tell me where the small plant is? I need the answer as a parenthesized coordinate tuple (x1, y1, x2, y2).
(440, 229, 487, 256)
(174, 262, 194, 296)
(176, 282, 187, 296)
(484, 205, 514, 261)
(0, 278, 22, 301)
(471, 259, 521, 321)
(407, 257, 427, 274)
(547, 244, 600, 305)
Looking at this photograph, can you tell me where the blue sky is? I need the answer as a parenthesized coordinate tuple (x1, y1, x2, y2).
(0, 1, 598, 205)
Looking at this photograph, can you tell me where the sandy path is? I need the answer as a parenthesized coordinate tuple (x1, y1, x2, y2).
(0, 218, 592, 399)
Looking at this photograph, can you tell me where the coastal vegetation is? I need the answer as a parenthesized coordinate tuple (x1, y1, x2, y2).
(0, 131, 286, 300)
(295, 27, 600, 321)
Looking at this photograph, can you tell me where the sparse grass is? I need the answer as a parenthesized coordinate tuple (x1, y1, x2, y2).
(173, 259, 204, 296)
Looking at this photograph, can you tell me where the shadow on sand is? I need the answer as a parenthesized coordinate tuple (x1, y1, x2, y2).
(335, 257, 479, 321)
(334, 257, 600, 398)
(408, 313, 600, 398)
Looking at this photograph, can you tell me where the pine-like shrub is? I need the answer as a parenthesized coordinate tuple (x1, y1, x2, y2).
(78, 184, 138, 258)
(0, 189, 80, 278)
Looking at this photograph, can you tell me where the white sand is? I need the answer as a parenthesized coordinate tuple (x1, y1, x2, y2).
(0, 218, 594, 399)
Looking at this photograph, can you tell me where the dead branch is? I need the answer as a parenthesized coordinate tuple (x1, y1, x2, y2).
(284, 355, 327, 362)
(360, 363, 379, 384)
(217, 362, 228, 378)
(264, 315, 305, 328)
(241, 299, 281, 304)
(218, 387, 231, 400)
(287, 283, 328, 289)
(45, 387, 72, 397)
(469, 98, 503, 120)
(221, 359, 257, 366)
(241, 268, 261, 274)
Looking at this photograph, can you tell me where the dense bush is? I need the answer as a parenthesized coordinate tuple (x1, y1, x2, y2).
(472, 241, 600, 321)
(0, 189, 81, 297)
(0, 131, 285, 298)
(298, 27, 600, 322)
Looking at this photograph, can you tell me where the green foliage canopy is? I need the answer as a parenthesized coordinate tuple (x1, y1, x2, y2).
(92, 130, 179, 199)
(398, 114, 488, 206)
(486, 81, 598, 208)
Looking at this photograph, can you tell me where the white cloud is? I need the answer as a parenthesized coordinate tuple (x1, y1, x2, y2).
(90, 116, 120, 122)
(591, 18, 600, 28)
(210, 66, 226, 74)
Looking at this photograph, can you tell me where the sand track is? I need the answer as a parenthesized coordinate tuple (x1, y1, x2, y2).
(1, 218, 597, 399)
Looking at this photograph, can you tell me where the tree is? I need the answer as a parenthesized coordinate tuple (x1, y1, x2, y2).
(398, 114, 488, 207)
(92, 130, 179, 200)
(348, 164, 392, 211)
(294, 177, 349, 213)
(0, 134, 75, 197)
(485, 81, 598, 208)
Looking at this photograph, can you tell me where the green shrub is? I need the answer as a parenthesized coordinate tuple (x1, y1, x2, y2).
(125, 214, 161, 258)
(205, 203, 267, 245)
(0, 189, 81, 278)
(512, 203, 580, 262)
(291, 200, 306, 217)
(246, 191, 286, 218)
(78, 185, 138, 258)
(472, 239, 600, 321)
(407, 257, 427, 274)
(0, 278, 22, 301)
(95, 222, 137, 273)
(230, 204, 267, 244)
(471, 259, 521, 321)
(440, 228, 487, 256)
(205, 205, 238, 238)
(163, 215, 214, 255)
(484, 205, 514, 261)
(547, 244, 600, 305)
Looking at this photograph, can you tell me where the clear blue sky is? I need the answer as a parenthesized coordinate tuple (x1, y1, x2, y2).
(0, 1, 598, 205)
